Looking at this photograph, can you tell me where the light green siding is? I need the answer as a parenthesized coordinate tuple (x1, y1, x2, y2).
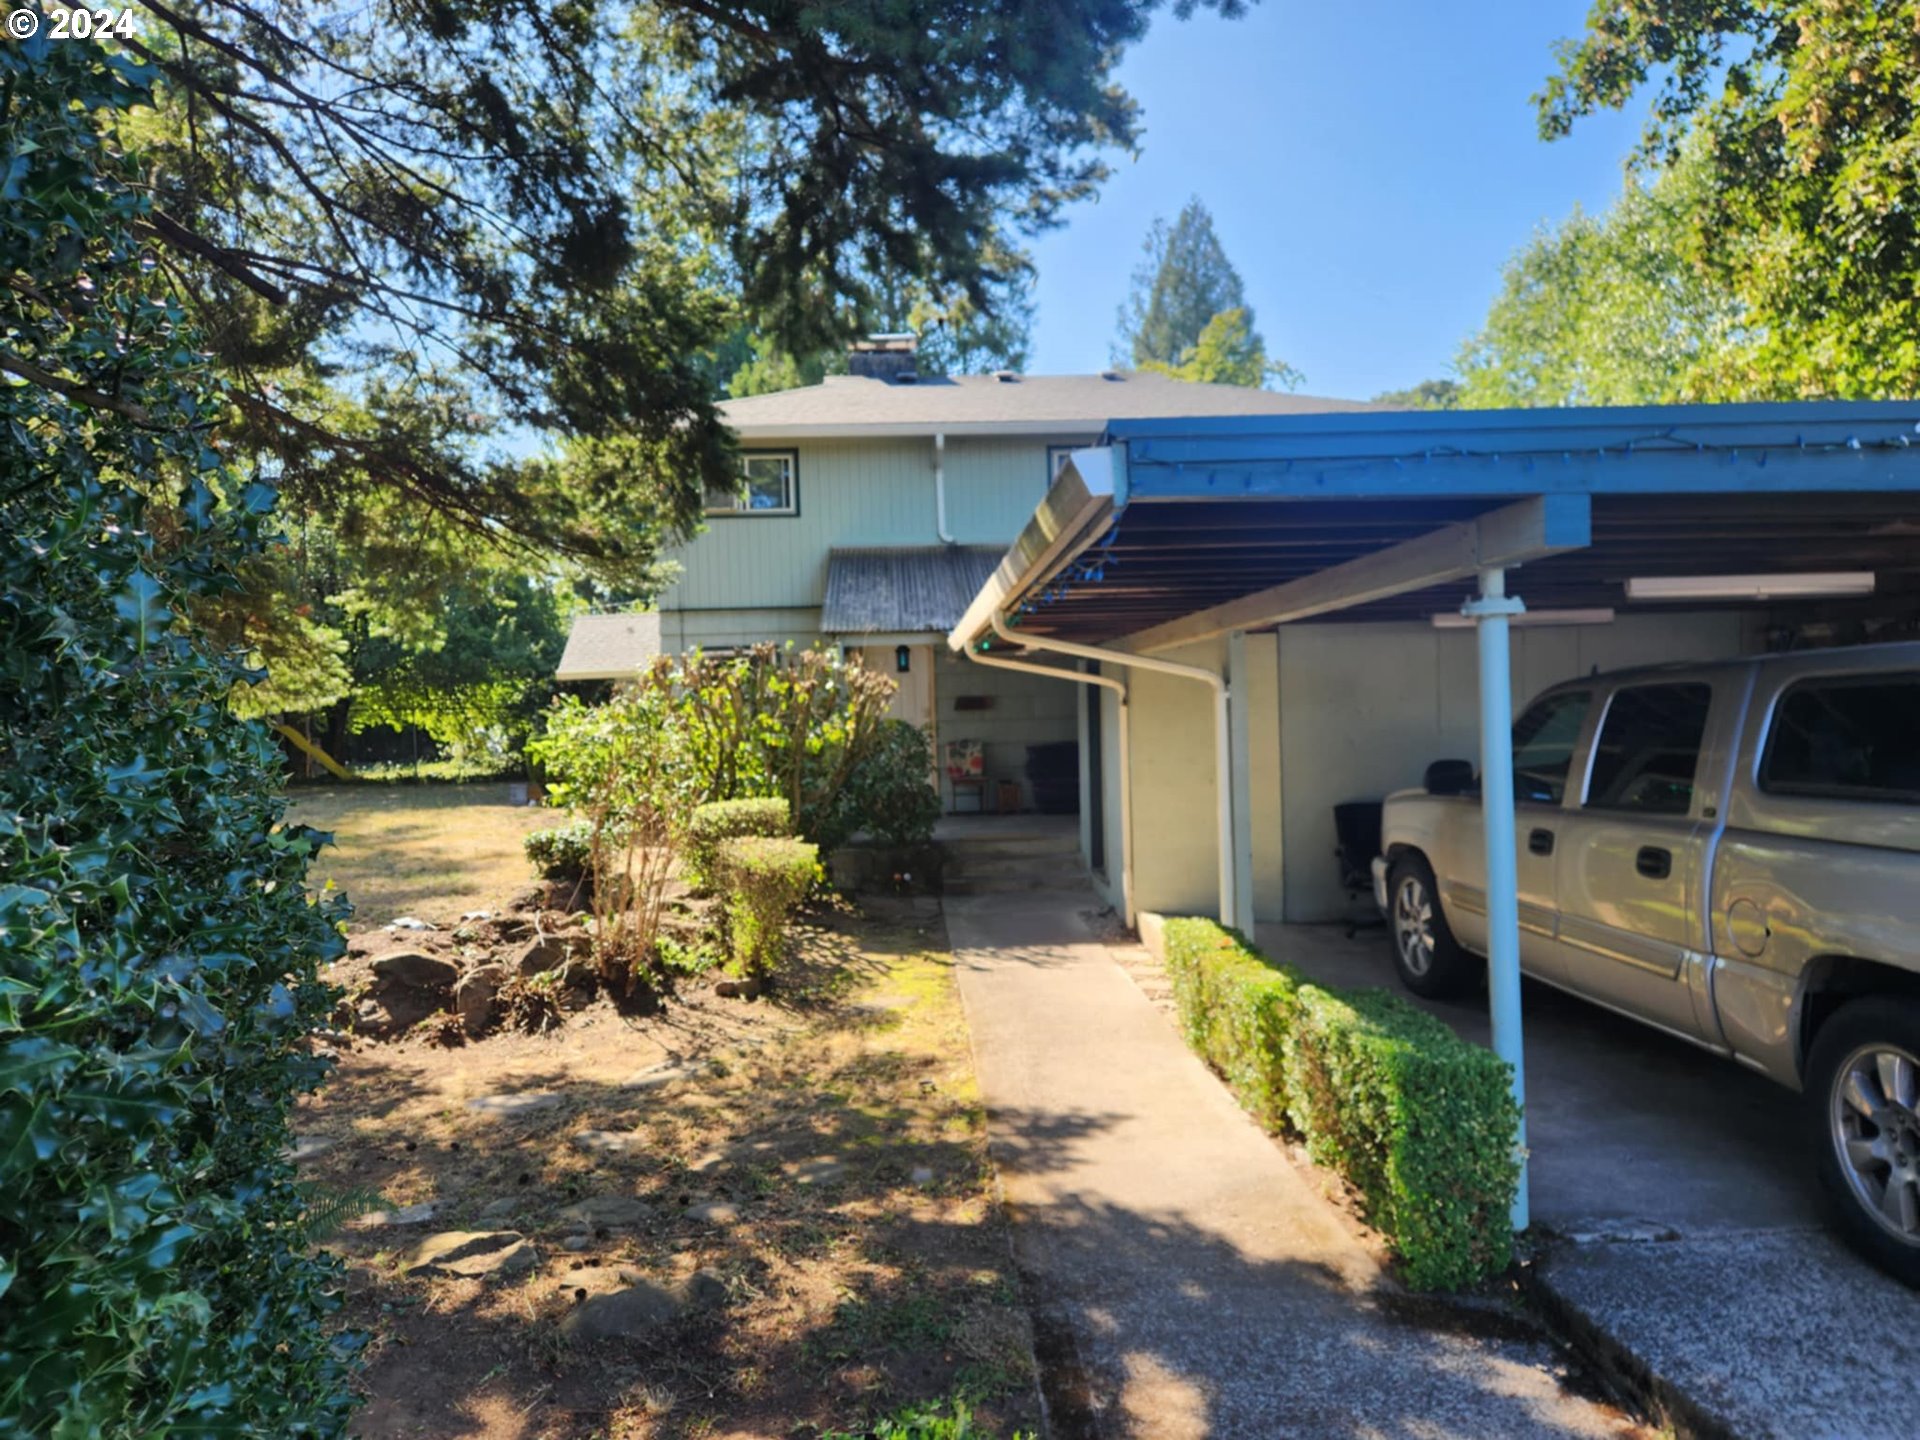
(659, 435, 1077, 614)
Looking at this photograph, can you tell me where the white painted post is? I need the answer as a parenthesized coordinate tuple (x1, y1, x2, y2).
(1462, 567, 1530, 1233)
(1227, 630, 1256, 934)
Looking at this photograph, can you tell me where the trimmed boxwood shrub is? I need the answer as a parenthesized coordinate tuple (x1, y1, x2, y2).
(1160, 918, 1519, 1290)
(524, 819, 592, 880)
(686, 798, 791, 890)
(716, 836, 822, 977)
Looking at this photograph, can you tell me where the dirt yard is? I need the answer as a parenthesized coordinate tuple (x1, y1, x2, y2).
(294, 789, 1037, 1439)
(288, 782, 556, 926)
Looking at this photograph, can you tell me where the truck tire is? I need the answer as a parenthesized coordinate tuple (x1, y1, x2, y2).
(1806, 997, 1920, 1287)
(1386, 854, 1477, 999)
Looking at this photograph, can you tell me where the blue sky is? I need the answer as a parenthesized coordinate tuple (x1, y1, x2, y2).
(1025, 2, 1650, 398)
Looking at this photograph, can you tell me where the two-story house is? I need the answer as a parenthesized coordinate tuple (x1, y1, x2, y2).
(556, 336, 1376, 810)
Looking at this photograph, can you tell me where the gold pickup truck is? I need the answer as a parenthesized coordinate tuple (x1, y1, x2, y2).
(1373, 642, 1920, 1283)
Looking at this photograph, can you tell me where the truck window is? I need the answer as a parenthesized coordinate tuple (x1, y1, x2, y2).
(1762, 674, 1920, 804)
(1511, 691, 1591, 803)
(1584, 683, 1712, 815)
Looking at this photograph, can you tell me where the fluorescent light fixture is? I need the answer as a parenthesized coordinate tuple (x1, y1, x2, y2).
(1431, 608, 1615, 630)
(1625, 572, 1875, 602)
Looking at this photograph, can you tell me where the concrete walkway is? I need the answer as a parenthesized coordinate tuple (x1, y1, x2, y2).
(946, 888, 1649, 1440)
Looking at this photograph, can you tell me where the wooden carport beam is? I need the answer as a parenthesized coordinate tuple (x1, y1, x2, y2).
(1122, 494, 1592, 653)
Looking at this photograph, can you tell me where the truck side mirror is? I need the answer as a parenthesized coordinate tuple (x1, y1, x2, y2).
(1425, 759, 1477, 796)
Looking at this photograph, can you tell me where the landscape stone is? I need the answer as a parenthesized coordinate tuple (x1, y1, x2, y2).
(683, 1267, 728, 1308)
(515, 934, 571, 977)
(477, 1198, 519, 1221)
(371, 950, 460, 991)
(454, 962, 509, 1036)
(290, 1134, 334, 1162)
(621, 1062, 692, 1091)
(353, 1200, 439, 1229)
(556, 1195, 653, 1231)
(788, 1156, 848, 1187)
(572, 1129, 645, 1156)
(466, 1091, 563, 1119)
(560, 1280, 684, 1342)
(406, 1231, 537, 1279)
(684, 1201, 740, 1226)
(561, 1234, 590, 1252)
(910, 1165, 936, 1187)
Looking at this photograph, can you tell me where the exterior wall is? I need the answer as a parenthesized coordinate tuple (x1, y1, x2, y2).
(658, 435, 1070, 614)
(1273, 611, 1764, 923)
(657, 607, 823, 653)
(934, 647, 1077, 811)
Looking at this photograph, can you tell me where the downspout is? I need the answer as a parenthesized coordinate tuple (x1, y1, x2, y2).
(933, 432, 954, 544)
(989, 610, 1236, 929)
(963, 644, 1134, 926)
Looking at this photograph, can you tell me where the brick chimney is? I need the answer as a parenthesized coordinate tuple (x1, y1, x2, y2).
(847, 333, 919, 384)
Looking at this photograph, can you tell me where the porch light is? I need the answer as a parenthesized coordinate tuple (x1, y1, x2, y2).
(895, 644, 912, 673)
(1625, 572, 1875, 602)
(1431, 608, 1615, 629)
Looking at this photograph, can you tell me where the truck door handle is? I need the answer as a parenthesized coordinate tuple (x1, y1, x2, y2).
(1528, 828, 1555, 856)
(1636, 846, 1672, 880)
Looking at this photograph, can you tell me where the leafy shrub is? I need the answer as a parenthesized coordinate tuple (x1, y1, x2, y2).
(0, 40, 354, 1435)
(686, 798, 791, 890)
(716, 836, 823, 977)
(1160, 919, 1519, 1289)
(525, 820, 593, 880)
(828, 719, 943, 850)
(819, 1398, 1032, 1440)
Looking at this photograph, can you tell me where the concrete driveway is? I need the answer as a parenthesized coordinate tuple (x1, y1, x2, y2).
(1259, 922, 1920, 1440)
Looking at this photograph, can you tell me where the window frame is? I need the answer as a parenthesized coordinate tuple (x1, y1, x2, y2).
(1581, 681, 1714, 816)
(1758, 671, 1920, 805)
(704, 448, 800, 517)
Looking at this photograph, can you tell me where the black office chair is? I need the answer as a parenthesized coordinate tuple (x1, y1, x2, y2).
(1333, 800, 1385, 939)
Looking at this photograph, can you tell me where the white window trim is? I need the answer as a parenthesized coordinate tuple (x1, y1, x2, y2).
(705, 449, 799, 517)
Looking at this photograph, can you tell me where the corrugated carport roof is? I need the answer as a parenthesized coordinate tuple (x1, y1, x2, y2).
(961, 400, 1920, 647)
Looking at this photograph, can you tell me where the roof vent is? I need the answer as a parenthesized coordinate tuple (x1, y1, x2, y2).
(992, 369, 1019, 383)
(1100, 370, 1123, 381)
(848, 333, 919, 383)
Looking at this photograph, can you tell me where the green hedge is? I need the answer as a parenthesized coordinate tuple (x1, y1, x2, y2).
(524, 819, 592, 880)
(1162, 918, 1519, 1290)
(716, 835, 822, 976)
(686, 798, 791, 890)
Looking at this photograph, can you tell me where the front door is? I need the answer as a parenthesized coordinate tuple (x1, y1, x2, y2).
(1552, 680, 1714, 1040)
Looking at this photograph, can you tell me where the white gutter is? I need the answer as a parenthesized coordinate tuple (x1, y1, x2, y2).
(987, 610, 1236, 928)
(934, 432, 954, 544)
(963, 644, 1134, 926)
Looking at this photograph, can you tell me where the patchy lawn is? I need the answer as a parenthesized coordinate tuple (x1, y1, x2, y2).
(299, 895, 1040, 1439)
(287, 782, 555, 926)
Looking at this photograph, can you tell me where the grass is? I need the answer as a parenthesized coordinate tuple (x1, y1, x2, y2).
(285, 781, 556, 926)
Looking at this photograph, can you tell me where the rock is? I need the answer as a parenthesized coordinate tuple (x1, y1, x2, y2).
(491, 916, 533, 944)
(787, 1157, 848, 1188)
(684, 1202, 740, 1226)
(460, 910, 494, 922)
(561, 1263, 645, 1295)
(556, 1195, 653, 1231)
(515, 934, 571, 977)
(353, 1200, 440, 1229)
(686, 1151, 728, 1177)
(290, 1134, 334, 1162)
(713, 976, 763, 1000)
(352, 999, 396, 1038)
(561, 1234, 590, 1252)
(454, 963, 509, 1037)
(620, 1062, 692, 1091)
(385, 916, 438, 931)
(910, 1165, 936, 1187)
(477, 1197, 519, 1222)
(683, 1267, 728, 1309)
(466, 1091, 563, 1119)
(572, 1129, 645, 1156)
(560, 1281, 684, 1342)
(371, 950, 459, 991)
(406, 1231, 537, 1279)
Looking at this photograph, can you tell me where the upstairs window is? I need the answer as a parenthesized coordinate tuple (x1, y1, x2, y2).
(705, 450, 798, 516)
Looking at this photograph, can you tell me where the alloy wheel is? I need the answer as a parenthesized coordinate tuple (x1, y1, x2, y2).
(1831, 1042, 1920, 1245)
(1393, 874, 1434, 979)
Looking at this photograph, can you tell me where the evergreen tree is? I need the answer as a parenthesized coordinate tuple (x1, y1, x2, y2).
(1116, 197, 1257, 368)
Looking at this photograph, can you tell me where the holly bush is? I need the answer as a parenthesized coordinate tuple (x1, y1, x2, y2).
(1, 37, 355, 1437)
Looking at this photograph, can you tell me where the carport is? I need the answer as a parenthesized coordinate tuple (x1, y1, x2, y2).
(947, 399, 1920, 1231)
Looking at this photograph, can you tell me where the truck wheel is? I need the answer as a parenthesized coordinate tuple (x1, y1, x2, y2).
(1806, 997, 1920, 1287)
(1386, 855, 1476, 999)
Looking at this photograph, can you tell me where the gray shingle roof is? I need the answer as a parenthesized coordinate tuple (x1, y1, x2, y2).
(719, 370, 1379, 438)
(555, 611, 661, 681)
(820, 547, 1004, 635)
